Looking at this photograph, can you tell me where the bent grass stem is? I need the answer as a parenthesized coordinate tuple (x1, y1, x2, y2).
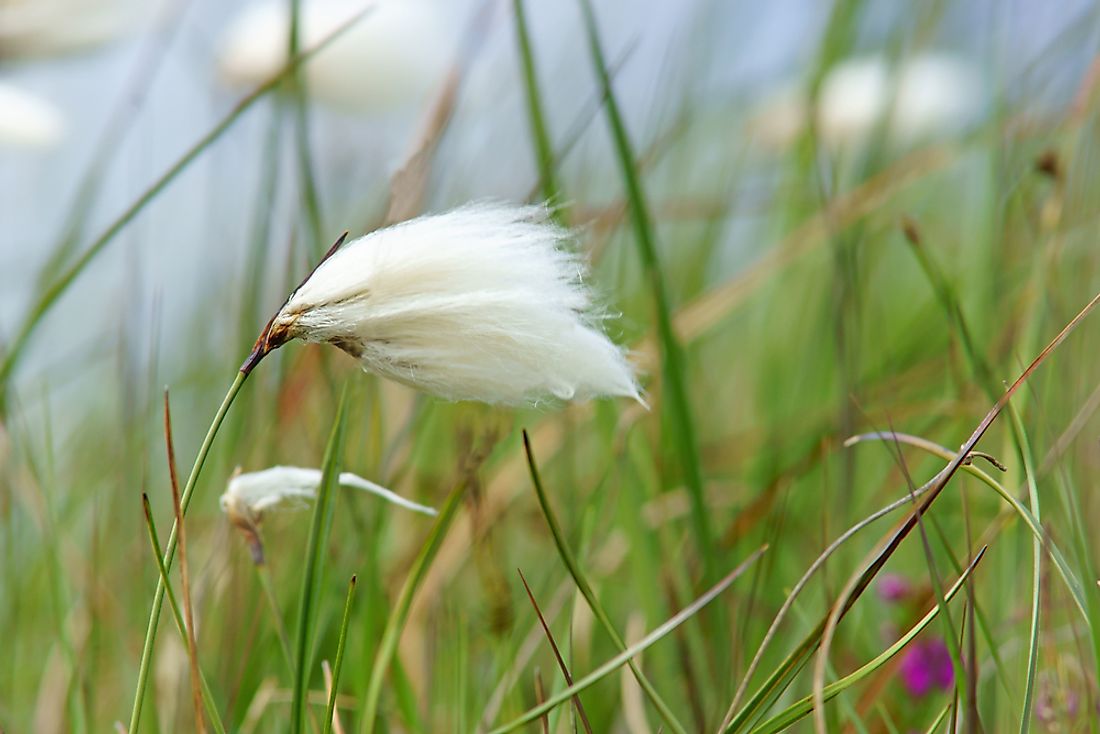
(128, 370, 249, 733)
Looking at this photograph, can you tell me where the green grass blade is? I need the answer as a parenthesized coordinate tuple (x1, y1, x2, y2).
(1051, 439, 1100, 708)
(718, 458, 996, 731)
(237, 114, 285, 348)
(256, 561, 297, 676)
(287, 0, 325, 257)
(140, 495, 227, 734)
(901, 221, 1060, 726)
(522, 430, 687, 734)
(1006, 404, 1041, 734)
(25, 412, 87, 734)
(323, 575, 358, 734)
(359, 474, 471, 733)
(292, 387, 350, 734)
(512, 0, 563, 213)
(575, 0, 715, 577)
(872, 439, 967, 725)
(517, 569, 594, 734)
(846, 432, 1087, 618)
(922, 702, 952, 734)
(726, 467, 964, 731)
(128, 370, 249, 734)
(486, 546, 767, 734)
(0, 7, 373, 402)
(926, 515, 1015, 701)
(749, 547, 987, 734)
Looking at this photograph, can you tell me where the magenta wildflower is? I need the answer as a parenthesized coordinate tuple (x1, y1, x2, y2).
(877, 573, 911, 603)
(899, 637, 954, 697)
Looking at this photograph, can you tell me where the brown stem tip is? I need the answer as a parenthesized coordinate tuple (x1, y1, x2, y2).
(239, 231, 350, 375)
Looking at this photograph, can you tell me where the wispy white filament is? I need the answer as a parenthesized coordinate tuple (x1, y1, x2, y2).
(220, 465, 437, 523)
(268, 202, 643, 406)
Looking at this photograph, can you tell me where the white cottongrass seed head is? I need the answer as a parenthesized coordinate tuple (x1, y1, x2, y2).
(258, 202, 643, 406)
(220, 465, 437, 525)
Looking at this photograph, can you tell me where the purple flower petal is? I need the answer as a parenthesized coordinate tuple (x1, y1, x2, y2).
(899, 638, 954, 698)
(878, 573, 911, 603)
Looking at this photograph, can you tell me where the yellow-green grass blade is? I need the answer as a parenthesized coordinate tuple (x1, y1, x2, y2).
(512, 0, 564, 214)
(749, 547, 987, 734)
(523, 430, 687, 734)
(358, 475, 472, 733)
(575, 0, 715, 579)
(323, 575, 357, 734)
(140, 494, 227, 734)
(487, 546, 767, 734)
(292, 387, 350, 734)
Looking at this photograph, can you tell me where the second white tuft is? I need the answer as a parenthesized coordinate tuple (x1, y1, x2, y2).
(220, 465, 437, 523)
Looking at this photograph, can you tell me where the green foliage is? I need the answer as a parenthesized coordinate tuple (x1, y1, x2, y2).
(3, 3, 1100, 733)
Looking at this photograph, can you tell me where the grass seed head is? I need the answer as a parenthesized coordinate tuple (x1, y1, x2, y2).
(266, 202, 644, 406)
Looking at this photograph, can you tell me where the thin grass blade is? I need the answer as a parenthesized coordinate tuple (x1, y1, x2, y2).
(512, 0, 563, 213)
(292, 387, 351, 734)
(163, 390, 207, 734)
(324, 575, 358, 734)
(359, 470, 475, 733)
(517, 569, 593, 734)
(286, 0, 325, 258)
(140, 494, 227, 734)
(1006, 405, 1041, 734)
(749, 547, 987, 734)
(487, 546, 766, 734)
(129, 370, 249, 734)
(575, 0, 715, 576)
(523, 430, 688, 734)
(845, 432, 1086, 617)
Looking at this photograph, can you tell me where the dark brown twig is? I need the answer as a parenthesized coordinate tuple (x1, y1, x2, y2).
(518, 569, 594, 734)
(533, 669, 550, 734)
(239, 231, 349, 374)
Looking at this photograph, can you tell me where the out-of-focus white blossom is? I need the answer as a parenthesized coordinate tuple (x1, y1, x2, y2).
(219, 465, 436, 525)
(816, 56, 891, 147)
(0, 0, 150, 58)
(0, 83, 65, 148)
(890, 54, 981, 143)
(256, 202, 642, 406)
(748, 53, 981, 152)
(217, 0, 453, 113)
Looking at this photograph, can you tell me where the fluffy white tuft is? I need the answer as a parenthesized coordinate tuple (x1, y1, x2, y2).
(271, 202, 643, 406)
(220, 465, 437, 522)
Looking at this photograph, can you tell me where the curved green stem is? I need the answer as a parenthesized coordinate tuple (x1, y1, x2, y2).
(128, 370, 249, 734)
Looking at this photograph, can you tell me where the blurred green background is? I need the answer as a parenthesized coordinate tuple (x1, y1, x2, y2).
(2, 0, 1100, 732)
